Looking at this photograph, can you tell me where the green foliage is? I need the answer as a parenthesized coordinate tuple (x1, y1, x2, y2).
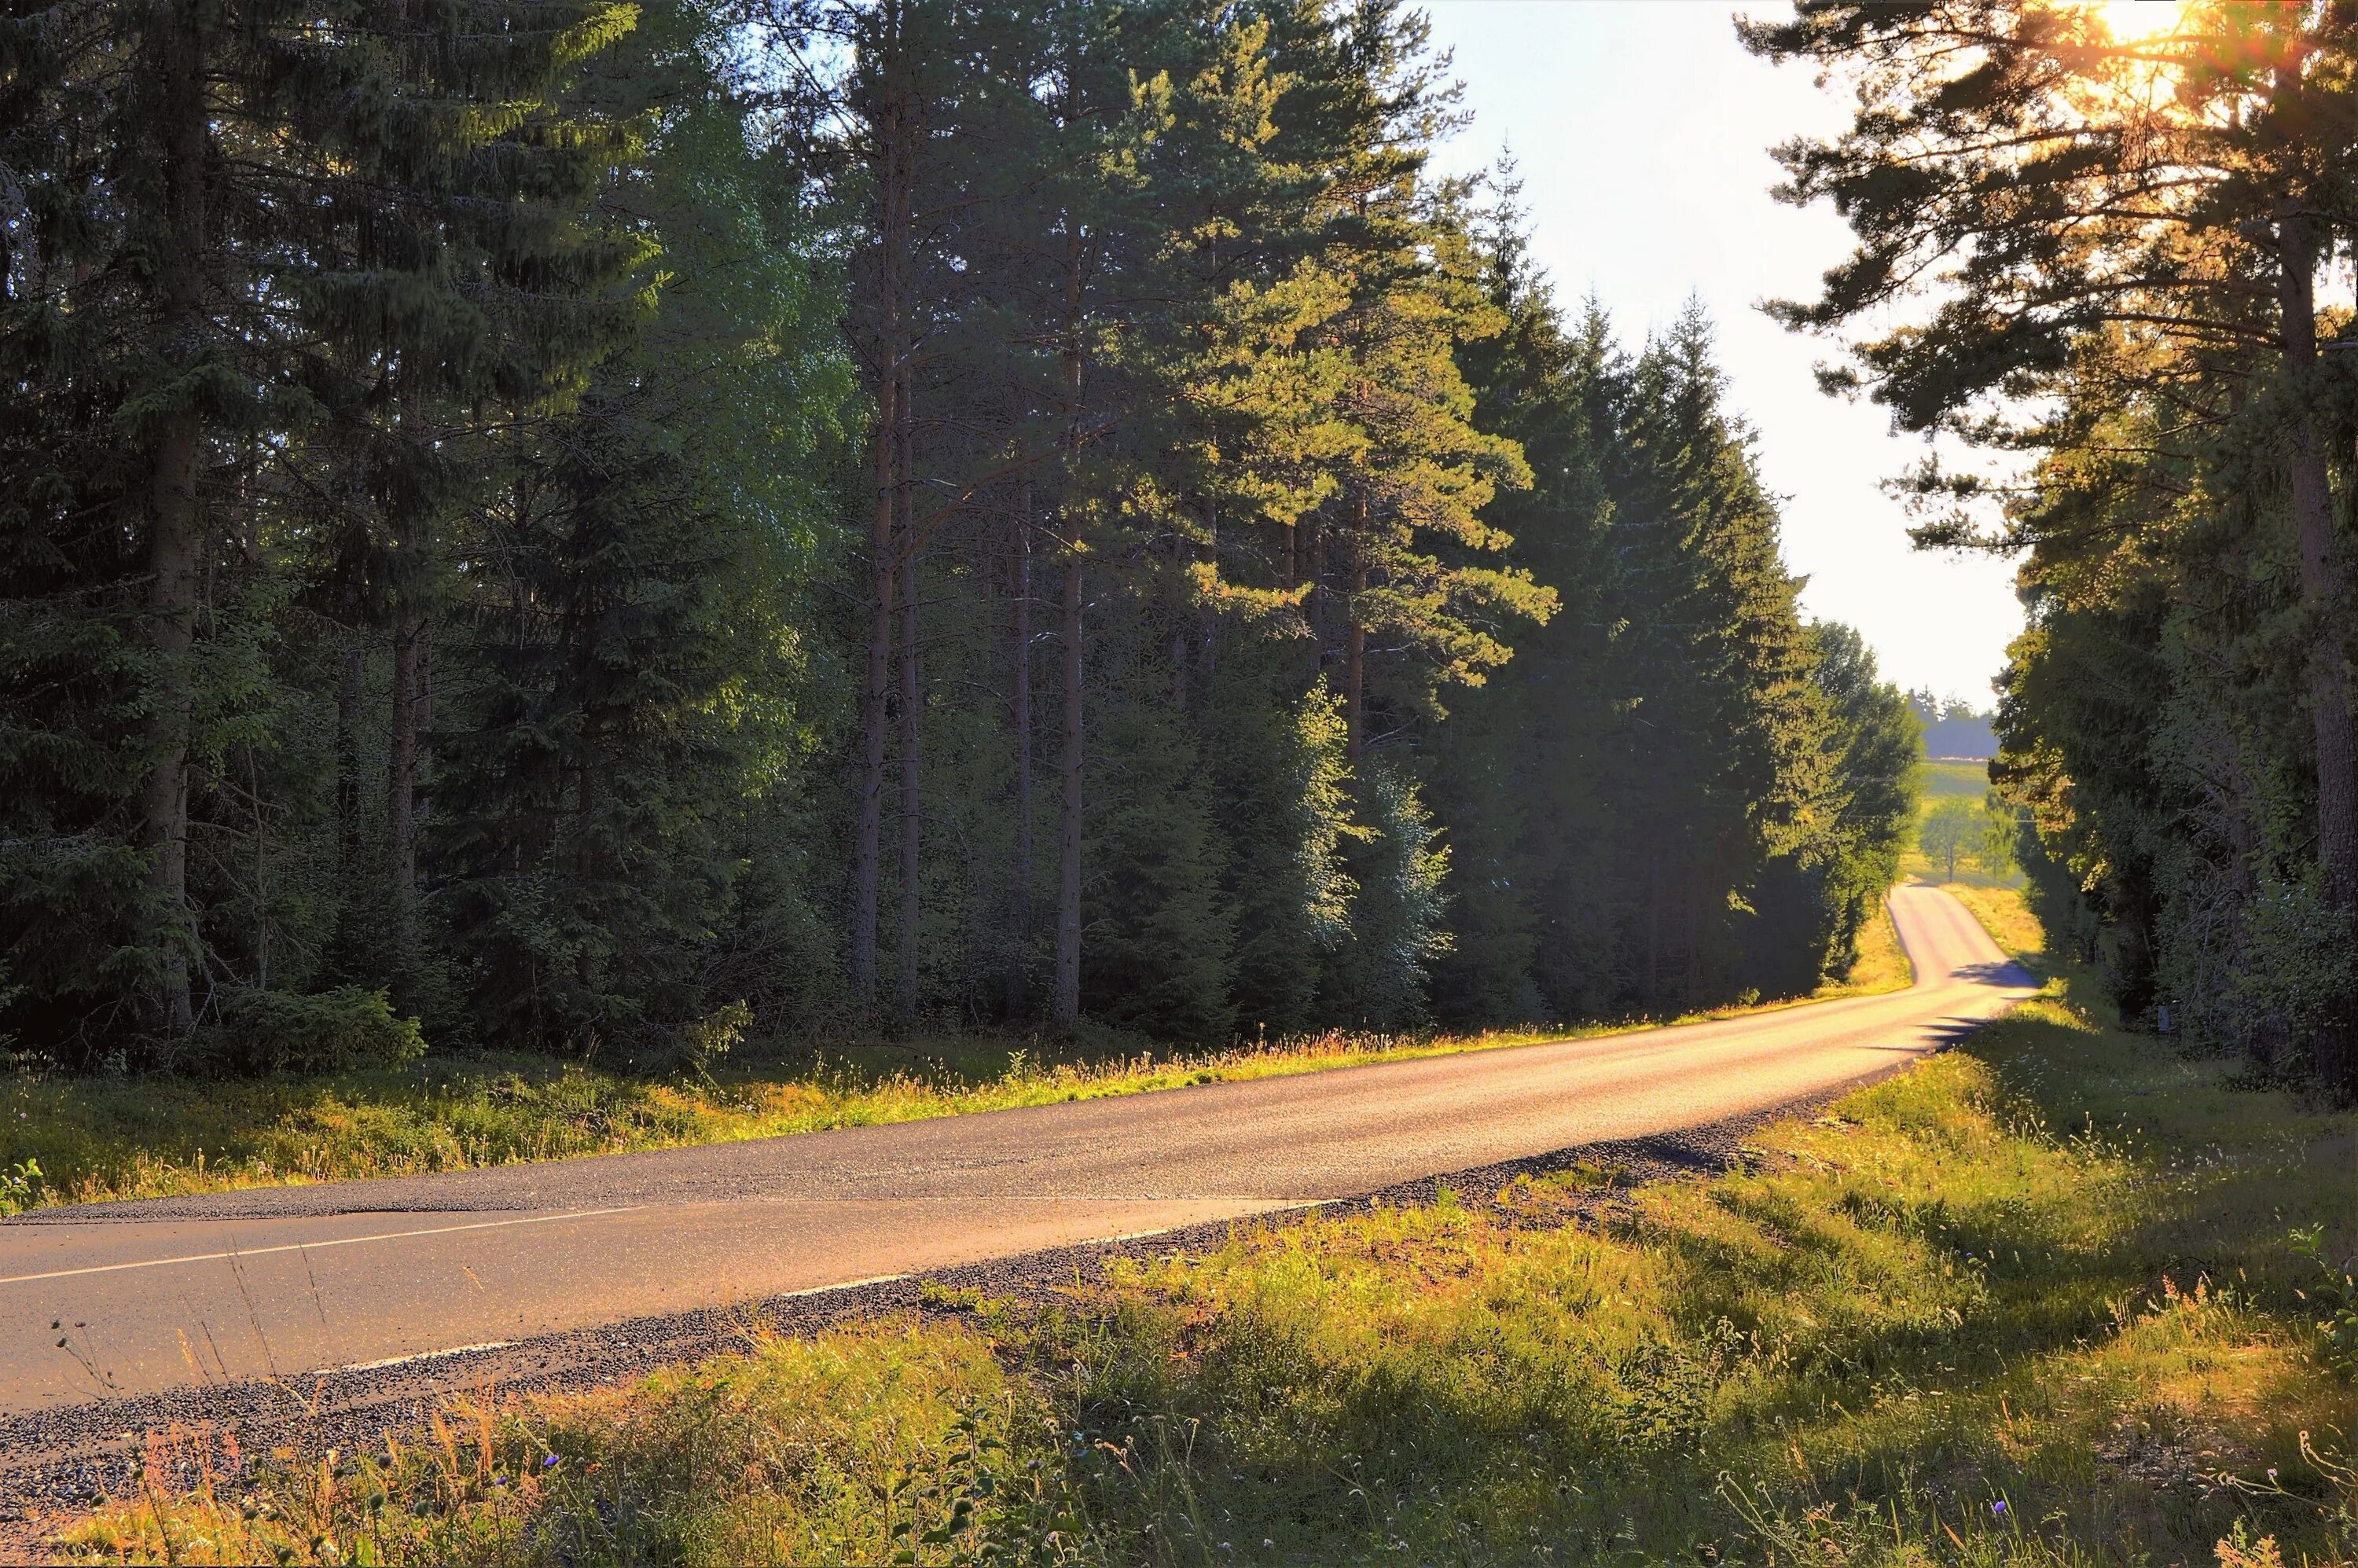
(1214, 678, 1360, 1037)
(2290, 1225, 2358, 1383)
(1747, 2, 2358, 1083)
(1, 0, 1918, 1078)
(1083, 701, 1239, 1042)
(0, 1158, 44, 1219)
(1328, 762, 1451, 1030)
(195, 987, 427, 1078)
(2220, 872, 2358, 1078)
(1919, 799, 1984, 885)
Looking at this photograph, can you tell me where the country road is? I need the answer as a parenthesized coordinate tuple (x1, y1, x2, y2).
(0, 883, 2033, 1416)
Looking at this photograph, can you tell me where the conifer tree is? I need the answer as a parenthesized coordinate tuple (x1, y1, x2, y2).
(1745, 0, 2358, 1084)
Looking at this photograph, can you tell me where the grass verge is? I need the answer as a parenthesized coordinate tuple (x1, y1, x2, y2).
(2, 958, 1910, 1213)
(1941, 883, 2048, 973)
(56, 893, 2356, 1565)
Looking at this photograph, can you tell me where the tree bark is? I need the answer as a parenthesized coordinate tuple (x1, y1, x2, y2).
(1171, 527, 1191, 715)
(1645, 850, 1662, 1010)
(852, 32, 906, 1014)
(387, 615, 422, 950)
(1052, 223, 1086, 1030)
(2277, 208, 2358, 1089)
(1008, 481, 1034, 1015)
(1056, 549, 1084, 1028)
(1199, 502, 1219, 679)
(138, 1, 210, 1037)
(1306, 514, 1324, 655)
(853, 389, 895, 1012)
(896, 418, 921, 1023)
(1346, 493, 1368, 761)
(337, 642, 365, 870)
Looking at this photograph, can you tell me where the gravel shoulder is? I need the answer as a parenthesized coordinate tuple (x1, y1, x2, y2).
(0, 1070, 1897, 1555)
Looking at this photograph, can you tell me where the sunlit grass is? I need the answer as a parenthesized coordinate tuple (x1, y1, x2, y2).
(1827, 891, 1914, 996)
(3, 947, 1911, 1212)
(1942, 883, 2047, 971)
(0, 1027, 1546, 1210)
(59, 904, 2358, 1566)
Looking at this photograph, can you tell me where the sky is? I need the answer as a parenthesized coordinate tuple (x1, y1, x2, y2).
(1420, 1, 2025, 708)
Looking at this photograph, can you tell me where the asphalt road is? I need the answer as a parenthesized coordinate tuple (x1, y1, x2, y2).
(0, 883, 2033, 1414)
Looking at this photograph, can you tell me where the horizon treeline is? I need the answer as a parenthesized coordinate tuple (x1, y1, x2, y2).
(1749, 1, 2358, 1096)
(1, 0, 1918, 1075)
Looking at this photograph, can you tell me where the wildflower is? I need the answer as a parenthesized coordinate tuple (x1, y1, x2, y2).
(1992, 1500, 2008, 1516)
(543, 1455, 560, 1468)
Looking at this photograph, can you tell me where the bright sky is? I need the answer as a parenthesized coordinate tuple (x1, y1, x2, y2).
(1422, 1, 2024, 707)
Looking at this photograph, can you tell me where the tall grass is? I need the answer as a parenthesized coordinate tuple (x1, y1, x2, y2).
(61, 893, 2358, 1564)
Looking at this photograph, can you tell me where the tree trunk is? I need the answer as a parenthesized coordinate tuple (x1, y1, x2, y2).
(1199, 502, 1219, 678)
(1306, 514, 1325, 655)
(1056, 549, 1084, 1028)
(1645, 850, 1662, 1009)
(897, 420, 921, 1023)
(1052, 223, 1086, 1030)
(246, 744, 269, 991)
(2278, 208, 2358, 1091)
(1684, 865, 1704, 1012)
(1008, 483, 1034, 1015)
(852, 43, 906, 1015)
(1171, 528, 1190, 716)
(139, 2, 210, 1037)
(1346, 493, 1368, 761)
(387, 615, 421, 950)
(853, 388, 895, 1012)
(337, 642, 365, 870)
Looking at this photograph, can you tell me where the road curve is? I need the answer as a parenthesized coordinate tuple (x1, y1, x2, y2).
(0, 883, 2033, 1412)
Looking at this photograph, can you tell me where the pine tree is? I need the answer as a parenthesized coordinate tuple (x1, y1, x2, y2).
(1745, 0, 2358, 1085)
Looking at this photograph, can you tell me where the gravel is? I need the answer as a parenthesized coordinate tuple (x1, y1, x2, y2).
(0, 1077, 1884, 1559)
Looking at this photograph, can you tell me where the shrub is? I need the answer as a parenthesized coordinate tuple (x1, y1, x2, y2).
(193, 986, 428, 1077)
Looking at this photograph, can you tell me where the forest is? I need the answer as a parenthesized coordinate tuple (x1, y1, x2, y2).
(0, 0, 1926, 1077)
(1746, 0, 2358, 1096)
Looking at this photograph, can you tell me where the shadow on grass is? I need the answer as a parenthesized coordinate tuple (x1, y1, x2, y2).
(51, 967, 2358, 1566)
(1033, 968, 2357, 1565)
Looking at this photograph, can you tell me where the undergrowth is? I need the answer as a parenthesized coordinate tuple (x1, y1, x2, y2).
(58, 891, 2358, 1565)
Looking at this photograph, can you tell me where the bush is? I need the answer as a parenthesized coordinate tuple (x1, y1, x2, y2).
(193, 986, 428, 1077)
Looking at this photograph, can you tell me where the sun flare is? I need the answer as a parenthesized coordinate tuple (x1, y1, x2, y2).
(2097, 0, 2190, 43)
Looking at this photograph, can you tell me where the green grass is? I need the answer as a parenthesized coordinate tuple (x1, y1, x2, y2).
(1903, 759, 2023, 890)
(1919, 758, 1993, 799)
(1944, 883, 2048, 973)
(60, 896, 2358, 1566)
(0, 1029, 1543, 1210)
(1836, 891, 1916, 995)
(2, 956, 1913, 1214)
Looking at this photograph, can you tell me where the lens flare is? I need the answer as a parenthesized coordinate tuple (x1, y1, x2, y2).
(2096, 0, 2188, 42)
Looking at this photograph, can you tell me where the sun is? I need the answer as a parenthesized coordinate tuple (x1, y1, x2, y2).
(2095, 0, 2190, 43)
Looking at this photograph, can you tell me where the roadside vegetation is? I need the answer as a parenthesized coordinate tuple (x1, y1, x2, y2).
(2, 909, 1908, 1214)
(59, 890, 2355, 1565)
(1901, 760, 2024, 894)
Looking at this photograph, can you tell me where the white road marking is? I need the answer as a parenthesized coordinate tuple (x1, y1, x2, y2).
(0, 1206, 647, 1287)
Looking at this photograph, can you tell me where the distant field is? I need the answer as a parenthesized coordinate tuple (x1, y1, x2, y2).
(1916, 757, 1990, 798)
(1902, 757, 2024, 888)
